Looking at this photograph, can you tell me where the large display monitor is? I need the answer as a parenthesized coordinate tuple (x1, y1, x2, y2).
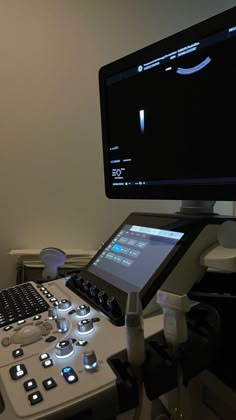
(99, 6, 236, 208)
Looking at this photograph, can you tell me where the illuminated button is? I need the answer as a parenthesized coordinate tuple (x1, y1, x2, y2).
(9, 364, 27, 380)
(33, 315, 41, 321)
(39, 353, 50, 361)
(12, 348, 24, 358)
(42, 377, 57, 390)
(17, 320, 25, 325)
(28, 391, 43, 405)
(76, 304, 90, 317)
(42, 359, 53, 368)
(77, 319, 94, 334)
(23, 378, 37, 391)
(3, 326, 13, 331)
(61, 366, 78, 384)
(76, 340, 88, 347)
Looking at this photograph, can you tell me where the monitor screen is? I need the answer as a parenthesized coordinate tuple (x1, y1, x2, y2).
(99, 6, 236, 201)
(88, 224, 184, 293)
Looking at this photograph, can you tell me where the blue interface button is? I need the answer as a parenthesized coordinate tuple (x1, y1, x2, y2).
(61, 366, 78, 384)
(111, 244, 122, 252)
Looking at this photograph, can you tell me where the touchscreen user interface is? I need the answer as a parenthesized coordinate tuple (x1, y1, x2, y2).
(88, 224, 184, 292)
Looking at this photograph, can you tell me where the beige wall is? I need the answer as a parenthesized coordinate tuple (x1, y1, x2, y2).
(0, 0, 235, 287)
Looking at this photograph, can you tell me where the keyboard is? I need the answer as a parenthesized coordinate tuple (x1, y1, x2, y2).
(0, 283, 49, 328)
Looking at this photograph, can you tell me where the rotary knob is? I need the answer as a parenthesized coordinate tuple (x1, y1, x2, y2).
(56, 317, 69, 333)
(72, 275, 83, 289)
(97, 290, 108, 305)
(48, 306, 58, 319)
(76, 304, 90, 317)
(89, 285, 99, 298)
(77, 319, 94, 334)
(107, 296, 121, 316)
(58, 299, 72, 310)
(82, 348, 98, 371)
(81, 280, 91, 293)
(55, 340, 74, 358)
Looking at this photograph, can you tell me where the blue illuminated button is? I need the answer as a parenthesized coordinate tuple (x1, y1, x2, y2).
(111, 244, 122, 252)
(61, 366, 78, 384)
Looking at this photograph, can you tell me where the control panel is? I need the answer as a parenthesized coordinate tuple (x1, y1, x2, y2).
(0, 278, 162, 420)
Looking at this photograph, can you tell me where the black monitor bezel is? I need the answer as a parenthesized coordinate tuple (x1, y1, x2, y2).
(99, 6, 236, 201)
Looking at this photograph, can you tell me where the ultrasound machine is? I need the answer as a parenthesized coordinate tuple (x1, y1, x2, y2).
(1, 6, 236, 420)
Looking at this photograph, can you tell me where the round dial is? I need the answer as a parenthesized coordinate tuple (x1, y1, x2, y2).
(77, 319, 93, 334)
(76, 304, 90, 317)
(58, 299, 72, 310)
(55, 340, 74, 357)
(56, 317, 69, 332)
(48, 306, 58, 319)
(82, 348, 98, 371)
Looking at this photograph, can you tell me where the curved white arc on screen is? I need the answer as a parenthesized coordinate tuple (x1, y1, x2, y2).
(176, 56, 211, 75)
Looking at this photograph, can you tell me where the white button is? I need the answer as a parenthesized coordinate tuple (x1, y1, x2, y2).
(40, 353, 48, 360)
(16, 370, 24, 377)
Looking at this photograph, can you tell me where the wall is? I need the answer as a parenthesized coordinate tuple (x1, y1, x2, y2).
(0, 0, 235, 288)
